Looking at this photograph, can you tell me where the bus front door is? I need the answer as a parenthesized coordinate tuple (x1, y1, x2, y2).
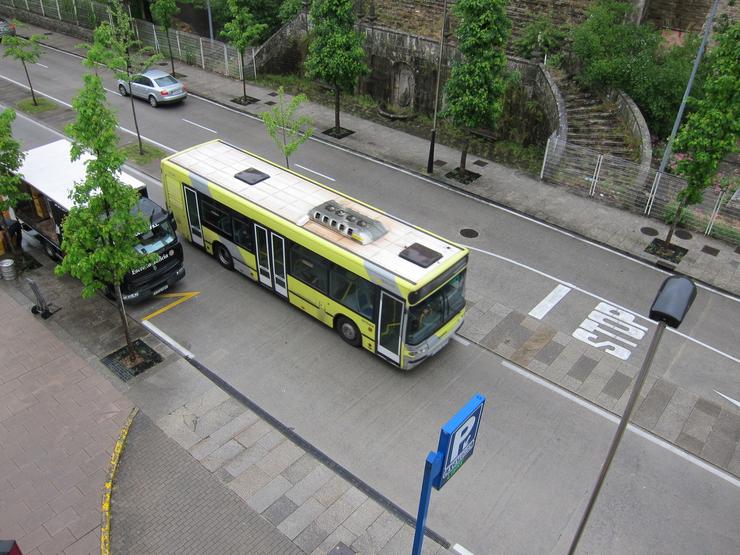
(183, 186, 204, 247)
(377, 291, 403, 364)
(255, 224, 288, 298)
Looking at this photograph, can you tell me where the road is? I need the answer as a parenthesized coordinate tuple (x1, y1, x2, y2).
(3, 45, 739, 554)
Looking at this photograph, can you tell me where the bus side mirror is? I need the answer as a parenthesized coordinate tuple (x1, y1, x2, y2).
(169, 212, 177, 231)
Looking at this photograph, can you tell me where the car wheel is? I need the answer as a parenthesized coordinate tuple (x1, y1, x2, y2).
(43, 241, 57, 261)
(118, 84, 128, 96)
(148, 95, 158, 107)
(336, 316, 361, 347)
(215, 243, 233, 270)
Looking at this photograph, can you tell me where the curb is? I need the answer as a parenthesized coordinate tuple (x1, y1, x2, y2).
(100, 407, 139, 555)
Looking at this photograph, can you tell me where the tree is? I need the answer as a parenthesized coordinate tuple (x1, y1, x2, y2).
(304, 0, 368, 136)
(56, 74, 156, 363)
(221, 0, 268, 101)
(84, 2, 160, 155)
(443, 0, 510, 173)
(2, 31, 43, 106)
(261, 86, 313, 168)
(666, 20, 740, 244)
(0, 108, 28, 256)
(150, 0, 180, 76)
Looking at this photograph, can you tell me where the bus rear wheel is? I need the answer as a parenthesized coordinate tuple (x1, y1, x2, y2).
(215, 243, 233, 270)
(336, 316, 361, 347)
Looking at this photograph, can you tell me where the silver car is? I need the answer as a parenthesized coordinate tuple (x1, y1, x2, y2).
(118, 69, 187, 107)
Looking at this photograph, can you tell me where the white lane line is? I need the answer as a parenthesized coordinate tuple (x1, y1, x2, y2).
(465, 244, 740, 365)
(295, 163, 335, 182)
(141, 320, 194, 359)
(714, 390, 740, 409)
(529, 284, 572, 320)
(35, 63, 48, 68)
(451, 334, 470, 347)
(452, 544, 475, 555)
(182, 118, 217, 134)
(500, 360, 740, 487)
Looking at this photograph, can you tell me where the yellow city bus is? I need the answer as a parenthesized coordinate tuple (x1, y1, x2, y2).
(161, 140, 468, 369)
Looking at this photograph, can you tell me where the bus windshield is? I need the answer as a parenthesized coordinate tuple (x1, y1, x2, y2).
(136, 220, 177, 254)
(406, 271, 466, 345)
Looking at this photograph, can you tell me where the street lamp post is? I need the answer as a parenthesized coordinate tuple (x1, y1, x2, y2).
(567, 276, 697, 555)
(426, 0, 449, 174)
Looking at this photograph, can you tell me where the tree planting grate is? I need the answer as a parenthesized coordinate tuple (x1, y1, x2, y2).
(101, 339, 162, 382)
(446, 168, 481, 184)
(640, 227, 658, 236)
(433, 159, 447, 167)
(473, 160, 488, 167)
(231, 95, 260, 106)
(675, 229, 693, 240)
(460, 228, 479, 238)
(701, 245, 719, 256)
(645, 238, 687, 264)
(264, 101, 276, 106)
(322, 127, 354, 139)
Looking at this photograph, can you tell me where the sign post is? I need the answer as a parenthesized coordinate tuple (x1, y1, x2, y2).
(412, 394, 485, 555)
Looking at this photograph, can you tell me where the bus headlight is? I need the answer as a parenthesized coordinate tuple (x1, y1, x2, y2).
(407, 344, 429, 358)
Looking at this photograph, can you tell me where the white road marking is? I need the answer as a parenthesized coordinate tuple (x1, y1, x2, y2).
(465, 244, 740, 365)
(451, 334, 470, 347)
(529, 284, 571, 319)
(452, 544, 475, 555)
(714, 390, 740, 409)
(295, 163, 335, 181)
(141, 320, 194, 359)
(499, 360, 740, 487)
(35, 63, 48, 68)
(182, 118, 217, 134)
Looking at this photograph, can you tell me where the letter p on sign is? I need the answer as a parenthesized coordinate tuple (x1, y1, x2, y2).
(450, 415, 477, 461)
(434, 394, 485, 489)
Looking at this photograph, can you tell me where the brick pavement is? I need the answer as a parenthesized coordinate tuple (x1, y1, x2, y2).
(0, 286, 133, 555)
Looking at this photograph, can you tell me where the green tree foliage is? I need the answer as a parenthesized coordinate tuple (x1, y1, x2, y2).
(514, 13, 567, 60)
(57, 74, 156, 361)
(305, 0, 368, 135)
(261, 86, 313, 168)
(193, 0, 281, 37)
(570, 0, 700, 138)
(0, 108, 28, 255)
(85, 2, 160, 155)
(150, 0, 180, 76)
(666, 20, 740, 244)
(221, 0, 268, 100)
(278, 0, 303, 23)
(443, 0, 510, 172)
(2, 30, 43, 106)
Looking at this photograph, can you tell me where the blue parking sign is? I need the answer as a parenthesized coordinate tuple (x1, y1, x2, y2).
(433, 394, 485, 489)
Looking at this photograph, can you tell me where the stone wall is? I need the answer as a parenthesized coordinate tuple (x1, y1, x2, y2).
(255, 12, 309, 74)
(644, 0, 739, 31)
(609, 89, 652, 182)
(0, 5, 93, 41)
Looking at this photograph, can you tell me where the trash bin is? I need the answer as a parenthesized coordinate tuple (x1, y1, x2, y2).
(0, 259, 16, 280)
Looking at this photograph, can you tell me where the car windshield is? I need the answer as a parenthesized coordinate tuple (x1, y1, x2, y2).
(155, 76, 178, 86)
(406, 271, 466, 345)
(136, 220, 176, 254)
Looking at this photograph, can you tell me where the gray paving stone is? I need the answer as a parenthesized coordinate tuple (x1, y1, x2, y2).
(247, 475, 293, 513)
(694, 398, 722, 418)
(257, 440, 305, 478)
(534, 340, 565, 365)
(206, 409, 260, 446)
(379, 523, 414, 554)
(676, 431, 704, 455)
(283, 453, 321, 485)
(681, 405, 716, 443)
(287, 464, 334, 505)
(567, 354, 597, 382)
(257, 428, 287, 451)
(312, 527, 357, 555)
(634, 379, 677, 429)
(278, 497, 325, 539)
(351, 510, 403, 554)
(701, 430, 736, 468)
(235, 419, 272, 448)
(315, 488, 368, 532)
(602, 370, 631, 400)
(295, 520, 332, 554)
(224, 442, 270, 477)
(314, 475, 351, 507)
(156, 412, 201, 449)
(263, 495, 299, 526)
(201, 439, 244, 472)
(343, 498, 385, 536)
(227, 464, 272, 501)
(193, 397, 247, 437)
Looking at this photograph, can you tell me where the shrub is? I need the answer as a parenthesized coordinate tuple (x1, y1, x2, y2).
(514, 13, 567, 60)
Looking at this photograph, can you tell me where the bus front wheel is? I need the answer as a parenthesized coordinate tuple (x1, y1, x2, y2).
(336, 316, 361, 348)
(215, 243, 233, 270)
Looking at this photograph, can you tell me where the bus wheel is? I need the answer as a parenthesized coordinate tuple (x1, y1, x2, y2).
(215, 243, 233, 270)
(336, 316, 361, 347)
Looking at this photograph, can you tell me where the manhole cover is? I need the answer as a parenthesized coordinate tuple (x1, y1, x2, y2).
(460, 228, 479, 238)
(640, 227, 658, 236)
(675, 229, 693, 240)
(701, 245, 719, 256)
(473, 160, 488, 167)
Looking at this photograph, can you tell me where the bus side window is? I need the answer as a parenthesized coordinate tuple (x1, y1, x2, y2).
(290, 244, 328, 293)
(329, 266, 375, 320)
(201, 198, 233, 241)
(232, 218, 253, 251)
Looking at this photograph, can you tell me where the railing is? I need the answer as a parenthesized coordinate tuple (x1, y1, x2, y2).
(540, 133, 740, 245)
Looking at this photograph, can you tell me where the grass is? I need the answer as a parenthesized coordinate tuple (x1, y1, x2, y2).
(120, 142, 165, 165)
(17, 96, 57, 114)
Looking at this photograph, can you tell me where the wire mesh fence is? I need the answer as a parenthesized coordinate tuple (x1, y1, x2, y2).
(541, 133, 740, 245)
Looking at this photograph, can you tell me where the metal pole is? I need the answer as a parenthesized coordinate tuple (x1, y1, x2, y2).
(54, 0, 61, 20)
(199, 37, 205, 69)
(412, 451, 442, 555)
(426, 0, 448, 174)
(568, 321, 667, 555)
(644, 172, 661, 215)
(176, 29, 181, 59)
(655, 0, 720, 176)
(540, 134, 552, 180)
(206, 0, 214, 43)
(705, 190, 724, 236)
(589, 155, 603, 196)
(252, 47, 257, 81)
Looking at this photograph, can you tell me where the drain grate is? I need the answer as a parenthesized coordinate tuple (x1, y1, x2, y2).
(701, 245, 719, 256)
(268, 91, 278, 97)
(675, 229, 693, 240)
(264, 101, 276, 106)
(460, 228, 479, 238)
(640, 227, 658, 236)
(473, 160, 488, 167)
(101, 339, 162, 382)
(433, 159, 447, 167)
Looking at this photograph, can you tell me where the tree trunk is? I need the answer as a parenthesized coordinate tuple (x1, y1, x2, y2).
(665, 195, 688, 245)
(114, 282, 136, 363)
(334, 86, 341, 134)
(460, 134, 470, 173)
(166, 28, 175, 76)
(241, 51, 247, 100)
(281, 123, 289, 168)
(22, 60, 37, 106)
(127, 76, 144, 156)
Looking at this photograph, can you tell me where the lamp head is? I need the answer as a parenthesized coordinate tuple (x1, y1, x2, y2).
(650, 276, 697, 328)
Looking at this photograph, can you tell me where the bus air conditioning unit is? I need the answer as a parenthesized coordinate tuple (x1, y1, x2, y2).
(310, 202, 387, 245)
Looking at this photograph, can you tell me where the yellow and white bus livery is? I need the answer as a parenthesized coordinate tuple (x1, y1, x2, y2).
(161, 140, 468, 369)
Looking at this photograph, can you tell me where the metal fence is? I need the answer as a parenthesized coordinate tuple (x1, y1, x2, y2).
(540, 133, 740, 246)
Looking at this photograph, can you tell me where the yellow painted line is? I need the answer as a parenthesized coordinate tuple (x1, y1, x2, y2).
(101, 407, 138, 555)
(142, 291, 200, 321)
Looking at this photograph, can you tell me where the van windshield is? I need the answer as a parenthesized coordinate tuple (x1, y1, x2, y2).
(136, 220, 176, 254)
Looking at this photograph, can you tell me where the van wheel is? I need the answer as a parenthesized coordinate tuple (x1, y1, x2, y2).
(336, 316, 361, 347)
(43, 242, 57, 261)
(149, 95, 158, 107)
(215, 243, 233, 270)
(118, 84, 128, 96)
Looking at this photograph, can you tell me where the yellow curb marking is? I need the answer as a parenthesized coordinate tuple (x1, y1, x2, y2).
(101, 407, 139, 555)
(142, 291, 200, 321)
